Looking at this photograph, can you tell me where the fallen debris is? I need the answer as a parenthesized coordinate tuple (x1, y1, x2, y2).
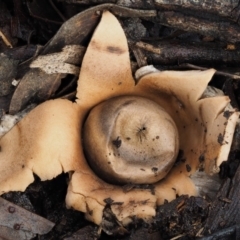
(0, 197, 54, 239)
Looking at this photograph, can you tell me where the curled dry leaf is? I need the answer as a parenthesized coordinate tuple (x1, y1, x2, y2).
(9, 45, 85, 115)
(0, 11, 239, 227)
(9, 6, 100, 115)
(30, 45, 84, 76)
(9, 3, 154, 115)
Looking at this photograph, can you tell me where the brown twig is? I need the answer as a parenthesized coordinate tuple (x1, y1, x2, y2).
(135, 40, 240, 67)
(181, 63, 240, 80)
(0, 30, 12, 48)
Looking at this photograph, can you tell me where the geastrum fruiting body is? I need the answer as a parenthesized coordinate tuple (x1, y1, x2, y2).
(83, 95, 179, 185)
(0, 11, 239, 226)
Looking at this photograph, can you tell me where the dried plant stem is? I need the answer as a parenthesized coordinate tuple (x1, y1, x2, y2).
(0, 30, 12, 48)
(134, 40, 240, 67)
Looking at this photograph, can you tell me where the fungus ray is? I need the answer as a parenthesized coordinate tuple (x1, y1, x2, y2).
(76, 11, 135, 109)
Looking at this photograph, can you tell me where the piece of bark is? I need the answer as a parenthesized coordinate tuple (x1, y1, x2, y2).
(135, 40, 240, 65)
(157, 11, 240, 43)
(0, 197, 55, 236)
(202, 164, 240, 237)
(154, 0, 240, 22)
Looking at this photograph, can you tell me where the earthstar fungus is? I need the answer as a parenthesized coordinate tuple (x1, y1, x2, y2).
(0, 11, 239, 226)
(83, 95, 179, 185)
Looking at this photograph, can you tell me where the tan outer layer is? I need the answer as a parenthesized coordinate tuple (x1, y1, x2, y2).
(0, 99, 82, 194)
(133, 71, 239, 203)
(66, 172, 156, 224)
(76, 10, 135, 109)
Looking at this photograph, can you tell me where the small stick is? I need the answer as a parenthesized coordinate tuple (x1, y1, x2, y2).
(136, 41, 161, 54)
(135, 40, 240, 68)
(0, 30, 12, 48)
